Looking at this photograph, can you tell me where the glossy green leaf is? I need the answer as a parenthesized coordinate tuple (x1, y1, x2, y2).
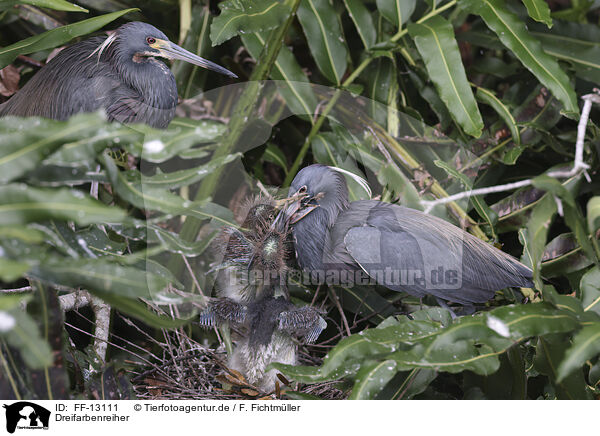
(0, 258, 30, 281)
(581, 266, 600, 316)
(0, 113, 108, 183)
(297, 0, 348, 84)
(459, 0, 578, 115)
(0, 9, 138, 68)
(0, 0, 87, 12)
(520, 194, 557, 288)
(475, 86, 521, 145)
(29, 259, 168, 299)
(343, 0, 376, 49)
(587, 197, 600, 234)
(530, 23, 600, 84)
(376, 0, 416, 28)
(408, 16, 484, 137)
(349, 360, 398, 399)
(101, 153, 235, 227)
(522, 0, 552, 27)
(241, 33, 317, 118)
(210, 0, 291, 46)
(0, 184, 127, 226)
(148, 224, 217, 257)
(139, 153, 241, 189)
(557, 324, 600, 382)
(1, 309, 53, 368)
(534, 334, 593, 399)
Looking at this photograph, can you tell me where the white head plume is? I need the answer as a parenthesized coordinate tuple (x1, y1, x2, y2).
(328, 166, 372, 198)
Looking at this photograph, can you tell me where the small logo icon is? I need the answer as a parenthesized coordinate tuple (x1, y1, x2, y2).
(3, 402, 50, 434)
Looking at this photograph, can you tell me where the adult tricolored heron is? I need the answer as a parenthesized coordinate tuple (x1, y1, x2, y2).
(0, 22, 236, 128)
(284, 165, 534, 307)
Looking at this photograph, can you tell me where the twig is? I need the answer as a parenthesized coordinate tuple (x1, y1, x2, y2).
(59, 291, 91, 311)
(421, 92, 598, 213)
(0, 286, 32, 294)
(182, 254, 205, 298)
(328, 287, 351, 337)
(90, 297, 111, 365)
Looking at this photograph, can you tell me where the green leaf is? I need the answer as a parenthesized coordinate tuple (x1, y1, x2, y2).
(522, 0, 552, 27)
(241, 32, 317, 118)
(148, 224, 217, 257)
(0, 0, 87, 12)
(485, 303, 578, 341)
(101, 153, 236, 227)
(343, 0, 376, 49)
(530, 22, 600, 84)
(0, 9, 138, 68)
(520, 194, 557, 288)
(475, 86, 521, 145)
(0, 184, 127, 226)
(534, 334, 592, 399)
(408, 16, 484, 137)
(376, 0, 416, 28)
(210, 0, 291, 46)
(263, 144, 288, 174)
(458, 0, 578, 116)
(349, 360, 398, 399)
(434, 159, 498, 236)
(28, 259, 168, 299)
(90, 291, 191, 328)
(587, 197, 600, 234)
(531, 175, 575, 207)
(0, 113, 112, 183)
(1, 309, 53, 369)
(557, 324, 600, 382)
(139, 153, 241, 189)
(297, 0, 348, 84)
(581, 267, 600, 315)
(0, 258, 30, 282)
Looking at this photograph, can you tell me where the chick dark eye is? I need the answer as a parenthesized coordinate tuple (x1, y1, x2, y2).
(299, 185, 307, 194)
(146, 37, 156, 45)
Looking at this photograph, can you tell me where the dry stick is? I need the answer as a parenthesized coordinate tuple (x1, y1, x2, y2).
(0, 286, 32, 293)
(328, 287, 351, 337)
(63, 320, 173, 381)
(420, 92, 598, 213)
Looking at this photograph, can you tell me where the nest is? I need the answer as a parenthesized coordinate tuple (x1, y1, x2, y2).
(129, 331, 346, 400)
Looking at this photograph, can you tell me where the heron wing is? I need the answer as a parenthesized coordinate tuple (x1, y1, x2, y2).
(199, 298, 247, 328)
(277, 306, 327, 343)
(339, 201, 533, 304)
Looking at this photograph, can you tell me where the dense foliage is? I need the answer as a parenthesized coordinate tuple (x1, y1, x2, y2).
(0, 0, 599, 399)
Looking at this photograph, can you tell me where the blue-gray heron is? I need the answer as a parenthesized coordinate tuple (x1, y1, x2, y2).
(0, 22, 236, 128)
(284, 165, 534, 307)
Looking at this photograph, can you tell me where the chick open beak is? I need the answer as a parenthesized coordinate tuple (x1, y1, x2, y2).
(153, 39, 237, 78)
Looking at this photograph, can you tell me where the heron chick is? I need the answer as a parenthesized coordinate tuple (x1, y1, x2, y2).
(212, 196, 292, 303)
(200, 296, 326, 392)
(0, 22, 236, 128)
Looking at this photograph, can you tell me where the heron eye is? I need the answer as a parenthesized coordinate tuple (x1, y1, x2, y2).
(299, 185, 307, 194)
(146, 37, 156, 45)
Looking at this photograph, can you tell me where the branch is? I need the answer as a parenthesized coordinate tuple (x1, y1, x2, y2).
(421, 91, 599, 213)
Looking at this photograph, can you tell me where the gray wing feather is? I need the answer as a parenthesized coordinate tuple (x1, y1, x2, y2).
(199, 298, 247, 328)
(277, 306, 327, 344)
(340, 201, 533, 304)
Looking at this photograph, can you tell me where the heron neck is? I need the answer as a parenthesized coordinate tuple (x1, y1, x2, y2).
(107, 44, 178, 110)
(293, 201, 345, 273)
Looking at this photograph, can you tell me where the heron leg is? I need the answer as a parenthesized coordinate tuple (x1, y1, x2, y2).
(435, 297, 457, 320)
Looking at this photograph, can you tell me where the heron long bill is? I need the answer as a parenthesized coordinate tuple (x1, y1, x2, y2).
(149, 38, 237, 78)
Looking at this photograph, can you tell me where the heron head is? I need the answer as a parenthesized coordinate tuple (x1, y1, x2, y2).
(111, 22, 237, 78)
(284, 165, 352, 226)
